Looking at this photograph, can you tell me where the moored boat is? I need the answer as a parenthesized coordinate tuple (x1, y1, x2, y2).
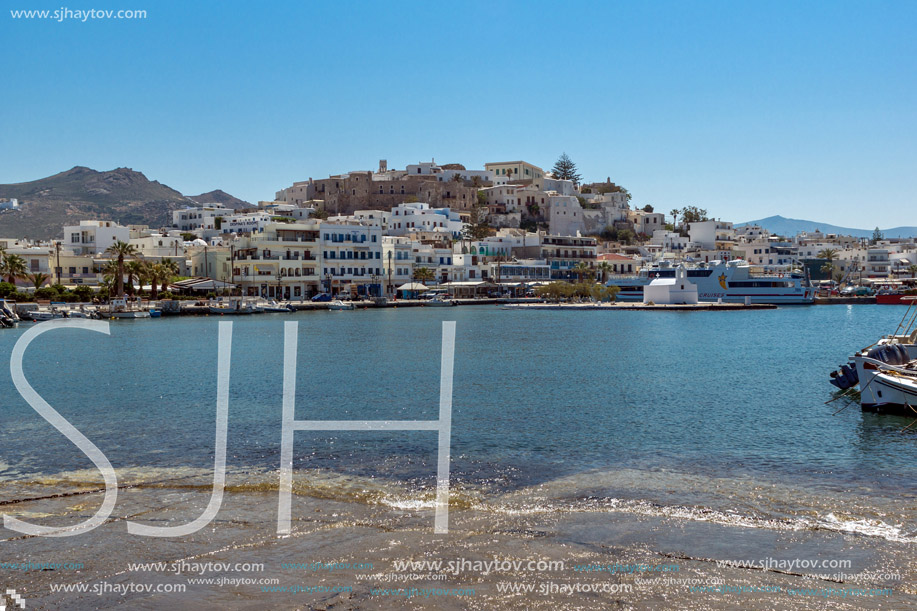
(607, 259, 814, 304)
(876, 293, 917, 305)
(328, 299, 355, 311)
(109, 298, 152, 319)
(829, 298, 917, 415)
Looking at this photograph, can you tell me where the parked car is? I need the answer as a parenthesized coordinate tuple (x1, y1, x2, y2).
(311, 293, 332, 302)
(841, 286, 874, 296)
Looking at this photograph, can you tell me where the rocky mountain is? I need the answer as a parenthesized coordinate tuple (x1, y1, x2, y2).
(0, 167, 247, 240)
(188, 189, 251, 209)
(737, 215, 917, 239)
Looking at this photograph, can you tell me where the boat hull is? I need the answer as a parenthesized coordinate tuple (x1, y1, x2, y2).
(876, 294, 917, 305)
(110, 311, 151, 319)
(209, 307, 253, 315)
(859, 372, 917, 416)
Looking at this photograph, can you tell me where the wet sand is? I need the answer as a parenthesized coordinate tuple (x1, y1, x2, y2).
(2, 471, 913, 610)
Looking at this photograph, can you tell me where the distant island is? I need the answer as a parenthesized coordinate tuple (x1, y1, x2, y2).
(738, 215, 917, 239)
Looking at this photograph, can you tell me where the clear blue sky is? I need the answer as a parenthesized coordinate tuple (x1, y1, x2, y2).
(2, 0, 915, 227)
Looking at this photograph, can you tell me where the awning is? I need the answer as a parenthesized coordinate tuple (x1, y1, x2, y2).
(396, 282, 428, 291)
(170, 277, 236, 292)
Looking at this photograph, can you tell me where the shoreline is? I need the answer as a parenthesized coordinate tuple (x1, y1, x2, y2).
(3, 471, 912, 610)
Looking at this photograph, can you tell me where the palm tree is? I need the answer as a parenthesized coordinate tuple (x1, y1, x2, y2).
(125, 260, 146, 296)
(818, 248, 839, 279)
(413, 267, 435, 285)
(670, 208, 679, 230)
(159, 259, 180, 296)
(1, 254, 28, 285)
(597, 261, 612, 283)
(909, 264, 917, 279)
(572, 262, 592, 283)
(103, 241, 140, 297)
(145, 262, 161, 300)
(27, 272, 50, 289)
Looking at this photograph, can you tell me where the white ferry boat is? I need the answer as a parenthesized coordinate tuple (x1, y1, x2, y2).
(606, 259, 814, 304)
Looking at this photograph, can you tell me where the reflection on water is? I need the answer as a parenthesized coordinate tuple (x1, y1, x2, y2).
(0, 305, 915, 544)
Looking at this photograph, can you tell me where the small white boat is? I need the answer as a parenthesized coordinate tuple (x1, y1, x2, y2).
(209, 297, 256, 315)
(854, 343, 917, 414)
(830, 299, 917, 416)
(109, 298, 152, 319)
(328, 299, 355, 311)
(426, 296, 455, 307)
(26, 310, 63, 321)
(260, 300, 294, 313)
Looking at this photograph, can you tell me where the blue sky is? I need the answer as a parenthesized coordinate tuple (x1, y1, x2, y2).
(2, 0, 915, 227)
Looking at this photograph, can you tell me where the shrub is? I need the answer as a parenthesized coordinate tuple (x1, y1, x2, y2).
(34, 287, 59, 300)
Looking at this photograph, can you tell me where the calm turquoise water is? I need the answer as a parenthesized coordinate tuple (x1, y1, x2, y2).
(1, 305, 915, 536)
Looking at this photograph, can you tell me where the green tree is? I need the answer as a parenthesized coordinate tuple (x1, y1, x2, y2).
(536, 281, 574, 302)
(818, 248, 839, 278)
(159, 259, 180, 295)
(125, 260, 146, 296)
(0, 254, 28, 285)
(597, 261, 612, 283)
(550, 153, 582, 184)
(617, 229, 635, 245)
(73, 285, 94, 302)
(670, 209, 679, 229)
(872, 227, 884, 244)
(104, 241, 140, 297)
(680, 206, 709, 224)
(642, 204, 654, 213)
(413, 267, 435, 285)
(145, 262, 162, 300)
(572, 262, 592, 283)
(463, 206, 492, 240)
(27, 272, 50, 289)
(909, 264, 917, 279)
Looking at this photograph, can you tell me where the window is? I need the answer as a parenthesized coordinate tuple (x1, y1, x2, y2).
(69, 266, 77, 274)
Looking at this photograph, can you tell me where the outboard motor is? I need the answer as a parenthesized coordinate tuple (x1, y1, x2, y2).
(865, 343, 911, 367)
(830, 362, 859, 390)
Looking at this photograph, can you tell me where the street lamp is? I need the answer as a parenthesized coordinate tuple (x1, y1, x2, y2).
(387, 250, 393, 298)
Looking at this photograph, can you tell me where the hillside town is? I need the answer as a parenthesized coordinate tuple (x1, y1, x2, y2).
(0, 156, 915, 304)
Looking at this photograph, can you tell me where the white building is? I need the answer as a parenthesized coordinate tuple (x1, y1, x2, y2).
(382, 236, 415, 296)
(172, 204, 229, 232)
(687, 220, 735, 250)
(63, 220, 131, 255)
(222, 212, 272, 234)
(643, 265, 699, 305)
(548, 196, 585, 236)
(233, 221, 322, 300)
(320, 222, 384, 297)
(0, 198, 20, 210)
(388, 203, 464, 238)
(129, 234, 184, 258)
